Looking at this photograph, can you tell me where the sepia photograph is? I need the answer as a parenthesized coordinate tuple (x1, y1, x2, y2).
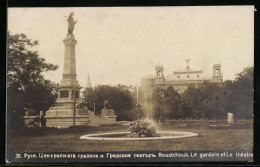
(6, 6, 254, 163)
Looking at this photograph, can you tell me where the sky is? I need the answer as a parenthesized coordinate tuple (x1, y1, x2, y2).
(8, 6, 254, 87)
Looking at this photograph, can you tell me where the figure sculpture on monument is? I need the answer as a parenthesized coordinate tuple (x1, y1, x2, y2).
(103, 100, 111, 110)
(67, 12, 77, 34)
(76, 100, 88, 109)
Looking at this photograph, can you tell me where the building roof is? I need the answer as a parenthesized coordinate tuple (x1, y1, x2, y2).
(165, 67, 205, 81)
(165, 74, 204, 81)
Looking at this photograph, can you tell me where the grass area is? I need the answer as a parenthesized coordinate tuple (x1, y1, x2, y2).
(7, 122, 253, 152)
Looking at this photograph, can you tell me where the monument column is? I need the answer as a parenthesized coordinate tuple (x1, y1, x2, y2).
(44, 12, 90, 127)
(60, 34, 80, 89)
(59, 34, 81, 100)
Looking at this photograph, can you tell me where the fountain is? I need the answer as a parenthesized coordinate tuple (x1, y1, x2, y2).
(127, 119, 159, 138)
(126, 103, 159, 138)
(80, 99, 198, 141)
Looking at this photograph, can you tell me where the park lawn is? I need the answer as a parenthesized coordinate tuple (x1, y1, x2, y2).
(7, 123, 253, 152)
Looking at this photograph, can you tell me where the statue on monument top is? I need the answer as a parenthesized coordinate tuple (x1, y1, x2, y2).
(67, 12, 77, 35)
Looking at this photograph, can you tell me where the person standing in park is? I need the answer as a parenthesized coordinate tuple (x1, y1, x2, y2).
(40, 115, 46, 128)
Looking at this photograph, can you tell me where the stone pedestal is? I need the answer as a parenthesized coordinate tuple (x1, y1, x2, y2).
(45, 99, 90, 127)
(227, 113, 234, 124)
(101, 109, 117, 122)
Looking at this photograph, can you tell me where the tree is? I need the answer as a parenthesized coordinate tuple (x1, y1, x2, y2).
(164, 86, 182, 119)
(152, 86, 182, 122)
(82, 85, 136, 121)
(223, 67, 254, 119)
(152, 88, 165, 122)
(82, 87, 96, 111)
(7, 32, 58, 127)
(180, 85, 199, 119)
(199, 82, 225, 119)
(180, 82, 225, 119)
(179, 66, 254, 120)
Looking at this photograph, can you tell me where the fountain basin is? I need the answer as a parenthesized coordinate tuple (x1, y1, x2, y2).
(80, 131, 198, 141)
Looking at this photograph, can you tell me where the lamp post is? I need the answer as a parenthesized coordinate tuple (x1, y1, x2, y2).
(94, 103, 96, 115)
(136, 103, 141, 120)
(73, 88, 76, 126)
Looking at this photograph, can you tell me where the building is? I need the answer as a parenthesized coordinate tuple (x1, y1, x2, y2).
(141, 60, 223, 118)
(142, 59, 223, 94)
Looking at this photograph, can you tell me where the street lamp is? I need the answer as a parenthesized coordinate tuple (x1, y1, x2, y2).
(72, 88, 76, 126)
(94, 102, 96, 115)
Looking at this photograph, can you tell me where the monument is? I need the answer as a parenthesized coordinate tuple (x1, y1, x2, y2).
(24, 12, 117, 127)
(44, 12, 90, 127)
(100, 100, 117, 122)
(227, 113, 234, 124)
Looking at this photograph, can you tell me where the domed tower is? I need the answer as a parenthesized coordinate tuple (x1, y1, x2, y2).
(212, 64, 223, 82)
(154, 64, 165, 88)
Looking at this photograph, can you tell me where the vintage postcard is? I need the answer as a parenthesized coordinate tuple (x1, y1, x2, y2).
(6, 6, 254, 163)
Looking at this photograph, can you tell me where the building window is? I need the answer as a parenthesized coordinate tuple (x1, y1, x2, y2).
(157, 71, 161, 77)
(187, 75, 190, 78)
(216, 69, 220, 76)
(197, 74, 200, 78)
(177, 75, 180, 78)
(72, 90, 79, 98)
